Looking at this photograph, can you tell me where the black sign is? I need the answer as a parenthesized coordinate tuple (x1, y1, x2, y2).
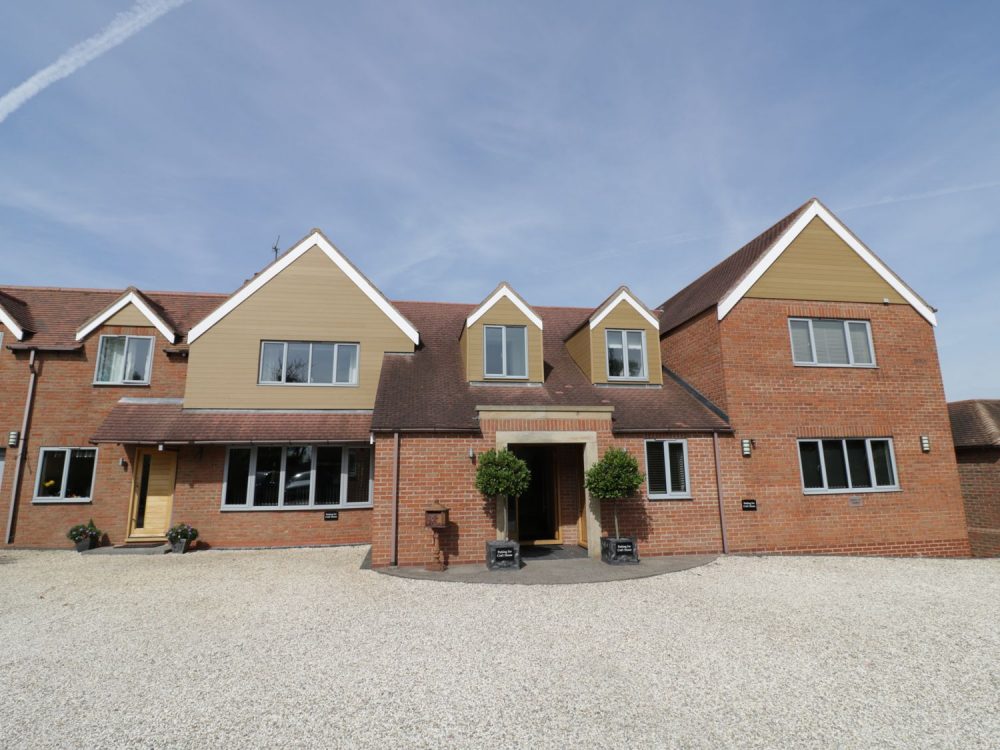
(615, 540, 635, 555)
(741, 499, 757, 512)
(323, 511, 339, 521)
(495, 547, 515, 560)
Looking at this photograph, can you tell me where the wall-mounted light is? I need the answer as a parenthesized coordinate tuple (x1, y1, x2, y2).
(468, 447, 476, 463)
(920, 435, 931, 453)
(7, 431, 19, 448)
(741, 438, 754, 457)
(119, 457, 129, 470)
(157, 443, 165, 452)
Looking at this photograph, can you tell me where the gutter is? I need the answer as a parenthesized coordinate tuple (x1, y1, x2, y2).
(5, 350, 38, 544)
(712, 431, 729, 554)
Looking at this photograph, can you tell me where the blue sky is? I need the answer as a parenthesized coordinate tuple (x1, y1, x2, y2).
(1, 1, 997, 400)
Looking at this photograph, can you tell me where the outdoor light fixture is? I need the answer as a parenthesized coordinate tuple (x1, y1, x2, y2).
(741, 438, 754, 457)
(157, 443, 165, 452)
(920, 435, 931, 453)
(468, 447, 475, 462)
(119, 457, 128, 470)
(7, 431, 18, 448)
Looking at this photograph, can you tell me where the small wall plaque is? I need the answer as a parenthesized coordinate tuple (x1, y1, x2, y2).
(849, 496, 863, 507)
(742, 499, 757, 511)
(324, 511, 339, 521)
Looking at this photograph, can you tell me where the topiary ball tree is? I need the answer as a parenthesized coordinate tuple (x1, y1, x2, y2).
(584, 447, 644, 539)
(475, 449, 531, 540)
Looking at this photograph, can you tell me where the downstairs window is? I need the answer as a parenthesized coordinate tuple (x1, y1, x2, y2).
(222, 445, 372, 509)
(34, 448, 98, 502)
(797, 438, 898, 493)
(644, 440, 690, 499)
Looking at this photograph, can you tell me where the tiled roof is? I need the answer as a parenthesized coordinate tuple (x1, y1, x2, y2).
(949, 400, 1000, 448)
(372, 301, 730, 434)
(92, 400, 372, 444)
(0, 286, 227, 349)
(657, 199, 814, 335)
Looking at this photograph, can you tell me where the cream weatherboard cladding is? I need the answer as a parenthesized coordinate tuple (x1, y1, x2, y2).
(104, 303, 158, 328)
(461, 295, 544, 383)
(184, 245, 415, 409)
(746, 218, 908, 305)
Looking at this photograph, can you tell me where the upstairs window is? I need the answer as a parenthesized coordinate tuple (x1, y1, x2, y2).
(259, 341, 359, 385)
(789, 318, 875, 367)
(94, 335, 153, 384)
(797, 438, 898, 493)
(606, 329, 647, 380)
(484, 325, 527, 378)
(34, 448, 98, 502)
(645, 440, 690, 499)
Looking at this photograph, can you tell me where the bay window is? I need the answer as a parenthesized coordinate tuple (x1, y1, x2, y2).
(797, 438, 898, 493)
(222, 445, 372, 509)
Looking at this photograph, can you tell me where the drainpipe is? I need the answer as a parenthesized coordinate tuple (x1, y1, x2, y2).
(5, 349, 38, 545)
(390, 431, 400, 566)
(712, 431, 729, 554)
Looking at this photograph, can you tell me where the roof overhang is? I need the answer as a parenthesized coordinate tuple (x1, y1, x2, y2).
(76, 290, 177, 343)
(717, 200, 938, 326)
(0, 305, 26, 340)
(187, 230, 420, 346)
(589, 287, 659, 330)
(466, 283, 543, 330)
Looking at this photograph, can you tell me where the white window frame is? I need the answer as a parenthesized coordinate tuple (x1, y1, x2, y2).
(644, 439, 691, 500)
(606, 329, 648, 381)
(788, 318, 876, 368)
(93, 334, 154, 385)
(257, 341, 360, 386)
(33, 447, 99, 503)
(483, 324, 528, 379)
(796, 438, 900, 495)
(221, 444, 373, 510)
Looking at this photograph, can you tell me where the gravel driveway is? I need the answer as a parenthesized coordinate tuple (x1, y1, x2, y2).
(1, 547, 997, 749)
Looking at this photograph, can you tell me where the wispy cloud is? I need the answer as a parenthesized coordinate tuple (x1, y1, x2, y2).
(0, 0, 191, 125)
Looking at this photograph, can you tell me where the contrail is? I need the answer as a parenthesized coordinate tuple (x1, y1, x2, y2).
(840, 180, 1000, 212)
(0, 0, 191, 125)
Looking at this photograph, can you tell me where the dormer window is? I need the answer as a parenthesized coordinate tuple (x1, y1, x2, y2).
(484, 325, 527, 378)
(606, 329, 646, 380)
(94, 335, 153, 385)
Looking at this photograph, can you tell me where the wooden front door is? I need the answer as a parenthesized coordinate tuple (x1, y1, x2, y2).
(128, 449, 177, 540)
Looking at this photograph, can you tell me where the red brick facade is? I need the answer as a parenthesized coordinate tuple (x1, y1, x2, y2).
(664, 298, 970, 558)
(955, 447, 1000, 556)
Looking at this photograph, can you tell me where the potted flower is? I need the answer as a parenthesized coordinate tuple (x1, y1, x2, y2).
(585, 447, 644, 564)
(474, 448, 530, 570)
(67, 520, 101, 552)
(166, 523, 198, 554)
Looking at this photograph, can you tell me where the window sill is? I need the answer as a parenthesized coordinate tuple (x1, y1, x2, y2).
(92, 382, 150, 387)
(802, 487, 901, 496)
(257, 382, 359, 388)
(33, 498, 92, 505)
(792, 363, 878, 370)
(219, 504, 372, 512)
(647, 494, 692, 501)
(482, 375, 530, 381)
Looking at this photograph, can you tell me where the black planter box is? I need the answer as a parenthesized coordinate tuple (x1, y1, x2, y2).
(74, 538, 95, 553)
(600, 537, 640, 565)
(486, 540, 521, 570)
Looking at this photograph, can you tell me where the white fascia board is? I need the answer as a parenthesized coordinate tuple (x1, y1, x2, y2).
(717, 201, 938, 326)
(466, 285, 543, 330)
(76, 292, 177, 343)
(589, 289, 659, 330)
(0, 307, 25, 341)
(187, 232, 420, 346)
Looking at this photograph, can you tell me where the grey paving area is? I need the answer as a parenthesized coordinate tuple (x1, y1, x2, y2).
(380, 551, 717, 584)
(1, 547, 998, 749)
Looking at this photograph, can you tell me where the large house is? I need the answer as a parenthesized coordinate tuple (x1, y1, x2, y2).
(949, 400, 1000, 557)
(0, 199, 971, 564)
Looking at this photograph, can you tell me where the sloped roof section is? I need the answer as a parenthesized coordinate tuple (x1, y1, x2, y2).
(92, 399, 372, 444)
(949, 400, 1000, 448)
(0, 286, 227, 350)
(76, 287, 178, 343)
(0, 289, 35, 340)
(466, 282, 543, 330)
(658, 199, 813, 335)
(659, 198, 938, 334)
(373, 301, 731, 433)
(187, 229, 420, 345)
